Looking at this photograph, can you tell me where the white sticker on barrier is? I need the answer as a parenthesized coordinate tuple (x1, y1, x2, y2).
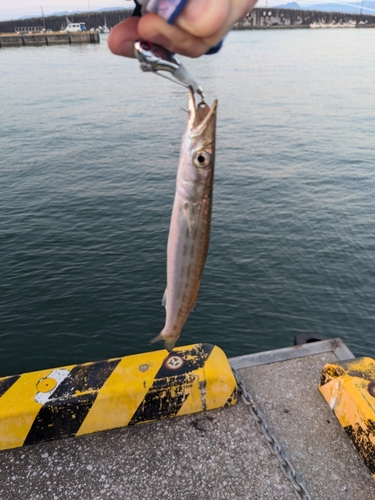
(35, 369, 71, 405)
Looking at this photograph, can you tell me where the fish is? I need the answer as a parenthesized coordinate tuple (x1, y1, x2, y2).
(151, 88, 218, 351)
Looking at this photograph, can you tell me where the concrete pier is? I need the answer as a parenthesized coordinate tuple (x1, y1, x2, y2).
(0, 32, 99, 48)
(1, 338, 375, 499)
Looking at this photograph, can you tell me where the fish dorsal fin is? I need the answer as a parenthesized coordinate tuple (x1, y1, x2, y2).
(191, 290, 199, 312)
(162, 288, 167, 308)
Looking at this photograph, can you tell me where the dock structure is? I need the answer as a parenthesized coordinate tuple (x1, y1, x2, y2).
(0, 8, 374, 37)
(234, 7, 375, 29)
(0, 31, 99, 48)
(1, 338, 375, 499)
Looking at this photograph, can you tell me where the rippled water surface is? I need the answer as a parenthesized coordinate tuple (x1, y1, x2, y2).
(1, 30, 375, 376)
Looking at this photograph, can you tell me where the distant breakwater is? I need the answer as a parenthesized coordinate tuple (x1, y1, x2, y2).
(0, 10, 132, 34)
(234, 8, 375, 28)
(0, 32, 100, 48)
(0, 8, 374, 36)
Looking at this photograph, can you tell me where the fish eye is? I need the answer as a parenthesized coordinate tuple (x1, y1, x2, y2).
(193, 151, 211, 168)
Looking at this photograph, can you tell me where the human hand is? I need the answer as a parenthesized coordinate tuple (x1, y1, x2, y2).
(108, 0, 257, 59)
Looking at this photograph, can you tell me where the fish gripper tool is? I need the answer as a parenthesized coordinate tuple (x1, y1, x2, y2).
(134, 40, 204, 99)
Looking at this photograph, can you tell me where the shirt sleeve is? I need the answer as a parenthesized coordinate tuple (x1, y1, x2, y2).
(136, 0, 189, 24)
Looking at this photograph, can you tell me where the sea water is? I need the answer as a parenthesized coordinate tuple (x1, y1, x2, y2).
(1, 29, 375, 377)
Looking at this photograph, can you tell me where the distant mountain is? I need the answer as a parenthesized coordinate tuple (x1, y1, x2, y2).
(274, 2, 302, 8)
(13, 6, 132, 21)
(274, 0, 375, 14)
(49, 6, 132, 17)
(306, 1, 374, 14)
(8, 1, 375, 22)
(14, 11, 77, 20)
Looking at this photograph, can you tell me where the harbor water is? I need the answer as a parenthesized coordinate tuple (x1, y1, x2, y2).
(1, 29, 375, 377)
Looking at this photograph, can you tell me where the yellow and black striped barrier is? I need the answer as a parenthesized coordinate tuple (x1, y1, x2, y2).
(0, 343, 236, 451)
(319, 357, 375, 478)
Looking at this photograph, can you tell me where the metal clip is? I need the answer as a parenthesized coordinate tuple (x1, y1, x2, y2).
(134, 40, 204, 99)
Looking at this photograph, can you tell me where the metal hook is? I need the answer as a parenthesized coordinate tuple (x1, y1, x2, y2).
(134, 40, 205, 100)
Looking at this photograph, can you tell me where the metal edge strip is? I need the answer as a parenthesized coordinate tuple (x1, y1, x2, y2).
(229, 338, 355, 370)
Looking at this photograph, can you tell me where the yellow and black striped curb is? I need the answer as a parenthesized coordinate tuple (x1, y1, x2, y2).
(319, 357, 375, 478)
(0, 343, 236, 451)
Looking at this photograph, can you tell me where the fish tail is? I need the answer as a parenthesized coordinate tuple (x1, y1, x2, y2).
(150, 331, 177, 352)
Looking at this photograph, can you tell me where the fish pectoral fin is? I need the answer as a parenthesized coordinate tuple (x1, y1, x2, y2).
(162, 288, 167, 308)
(182, 202, 193, 236)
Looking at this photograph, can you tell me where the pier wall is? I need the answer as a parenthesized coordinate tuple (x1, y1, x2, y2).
(0, 10, 132, 34)
(0, 32, 100, 48)
(235, 7, 375, 27)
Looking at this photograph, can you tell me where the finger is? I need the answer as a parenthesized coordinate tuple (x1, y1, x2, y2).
(175, 0, 231, 38)
(138, 14, 210, 58)
(107, 17, 140, 58)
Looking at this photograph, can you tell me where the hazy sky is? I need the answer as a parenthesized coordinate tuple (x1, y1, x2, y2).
(0, 1, 131, 21)
(0, 0, 355, 22)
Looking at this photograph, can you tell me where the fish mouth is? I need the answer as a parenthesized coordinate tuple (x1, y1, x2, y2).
(188, 87, 218, 137)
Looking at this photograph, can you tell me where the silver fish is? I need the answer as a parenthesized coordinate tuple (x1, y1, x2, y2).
(151, 88, 218, 351)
